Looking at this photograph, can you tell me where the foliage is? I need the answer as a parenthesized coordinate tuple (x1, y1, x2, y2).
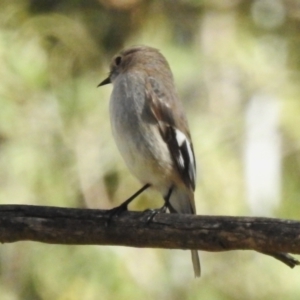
(0, 0, 300, 299)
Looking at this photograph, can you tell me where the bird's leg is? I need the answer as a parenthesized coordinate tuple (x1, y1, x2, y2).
(144, 186, 173, 223)
(105, 183, 151, 226)
(155, 186, 173, 213)
(163, 186, 174, 212)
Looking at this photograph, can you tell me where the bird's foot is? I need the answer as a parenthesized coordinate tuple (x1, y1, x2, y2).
(143, 204, 168, 224)
(105, 184, 151, 226)
(105, 202, 129, 226)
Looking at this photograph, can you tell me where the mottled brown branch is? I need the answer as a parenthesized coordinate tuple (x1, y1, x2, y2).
(0, 205, 299, 268)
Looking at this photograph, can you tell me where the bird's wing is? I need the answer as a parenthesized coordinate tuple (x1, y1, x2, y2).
(145, 76, 196, 191)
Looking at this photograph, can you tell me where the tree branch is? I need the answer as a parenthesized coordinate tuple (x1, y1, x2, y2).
(0, 205, 299, 268)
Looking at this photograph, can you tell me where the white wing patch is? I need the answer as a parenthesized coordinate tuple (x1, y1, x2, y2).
(186, 139, 195, 171)
(175, 129, 196, 186)
(175, 129, 187, 146)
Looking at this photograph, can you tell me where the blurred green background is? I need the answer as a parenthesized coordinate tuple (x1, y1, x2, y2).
(1, 0, 300, 299)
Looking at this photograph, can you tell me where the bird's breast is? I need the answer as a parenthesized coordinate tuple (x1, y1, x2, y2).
(109, 74, 174, 189)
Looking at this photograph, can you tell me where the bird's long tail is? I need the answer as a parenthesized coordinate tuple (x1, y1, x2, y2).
(168, 188, 201, 277)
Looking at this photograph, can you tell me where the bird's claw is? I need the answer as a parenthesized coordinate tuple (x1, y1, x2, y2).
(143, 205, 168, 224)
(105, 203, 128, 227)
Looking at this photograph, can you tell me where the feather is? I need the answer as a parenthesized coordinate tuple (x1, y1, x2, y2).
(146, 76, 196, 191)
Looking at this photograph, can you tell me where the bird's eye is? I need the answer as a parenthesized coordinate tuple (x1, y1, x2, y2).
(115, 56, 122, 66)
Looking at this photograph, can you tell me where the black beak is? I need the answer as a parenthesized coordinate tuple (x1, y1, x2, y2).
(97, 77, 111, 87)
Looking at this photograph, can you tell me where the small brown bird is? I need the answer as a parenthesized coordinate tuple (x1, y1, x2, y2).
(99, 45, 200, 277)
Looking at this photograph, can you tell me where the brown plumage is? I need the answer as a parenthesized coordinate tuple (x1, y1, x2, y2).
(99, 45, 200, 277)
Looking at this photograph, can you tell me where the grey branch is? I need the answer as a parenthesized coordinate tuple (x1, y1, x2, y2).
(0, 205, 299, 268)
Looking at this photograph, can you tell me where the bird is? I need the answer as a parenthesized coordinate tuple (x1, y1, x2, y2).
(98, 45, 200, 277)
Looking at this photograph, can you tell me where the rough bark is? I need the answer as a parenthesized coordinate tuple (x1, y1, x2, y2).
(0, 205, 299, 267)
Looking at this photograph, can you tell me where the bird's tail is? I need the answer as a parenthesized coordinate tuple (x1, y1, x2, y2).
(168, 187, 201, 277)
